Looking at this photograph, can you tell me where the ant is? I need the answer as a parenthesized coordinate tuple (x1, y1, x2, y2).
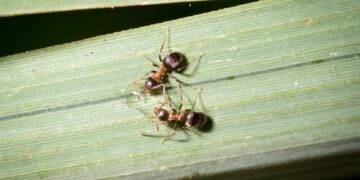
(132, 27, 201, 108)
(142, 87, 207, 143)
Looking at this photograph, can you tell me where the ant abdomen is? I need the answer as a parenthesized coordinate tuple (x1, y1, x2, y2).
(185, 111, 207, 128)
(163, 52, 184, 70)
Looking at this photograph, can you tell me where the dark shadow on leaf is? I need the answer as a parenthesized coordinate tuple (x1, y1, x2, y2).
(176, 53, 204, 78)
(197, 115, 214, 133)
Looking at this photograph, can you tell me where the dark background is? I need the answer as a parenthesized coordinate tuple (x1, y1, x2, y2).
(0, 0, 255, 57)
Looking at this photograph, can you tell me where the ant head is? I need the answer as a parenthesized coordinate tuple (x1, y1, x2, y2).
(163, 52, 185, 71)
(144, 77, 159, 91)
(153, 107, 169, 122)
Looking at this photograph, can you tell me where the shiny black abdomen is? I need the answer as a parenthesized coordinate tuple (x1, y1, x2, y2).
(163, 52, 184, 70)
(185, 111, 207, 128)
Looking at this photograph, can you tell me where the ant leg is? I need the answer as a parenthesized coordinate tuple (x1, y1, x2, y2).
(153, 118, 160, 132)
(167, 73, 191, 87)
(159, 102, 166, 108)
(191, 87, 203, 111)
(135, 50, 159, 68)
(161, 84, 172, 109)
(162, 131, 175, 143)
(140, 118, 165, 136)
(132, 72, 152, 100)
(184, 126, 202, 137)
(132, 81, 142, 100)
(178, 53, 205, 77)
(162, 123, 177, 143)
(151, 83, 173, 109)
(177, 83, 184, 111)
(177, 53, 204, 72)
(159, 54, 163, 63)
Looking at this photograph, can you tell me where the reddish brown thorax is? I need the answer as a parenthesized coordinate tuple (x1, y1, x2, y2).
(153, 66, 168, 81)
(168, 110, 185, 122)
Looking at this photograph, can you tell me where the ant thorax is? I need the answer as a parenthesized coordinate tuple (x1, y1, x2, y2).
(154, 66, 168, 81)
(168, 109, 186, 123)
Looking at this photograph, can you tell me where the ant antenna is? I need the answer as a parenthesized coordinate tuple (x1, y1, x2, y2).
(159, 102, 166, 108)
(176, 83, 197, 110)
(167, 27, 171, 53)
(177, 83, 185, 111)
(167, 73, 190, 86)
(135, 50, 159, 68)
(177, 53, 205, 73)
(159, 27, 171, 62)
(191, 87, 203, 111)
(159, 27, 170, 54)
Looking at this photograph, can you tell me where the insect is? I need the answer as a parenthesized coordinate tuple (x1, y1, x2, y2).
(137, 50, 187, 108)
(142, 87, 207, 143)
(130, 27, 201, 108)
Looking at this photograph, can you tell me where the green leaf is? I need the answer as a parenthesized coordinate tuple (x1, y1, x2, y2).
(1, 0, 360, 179)
(0, 0, 206, 17)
